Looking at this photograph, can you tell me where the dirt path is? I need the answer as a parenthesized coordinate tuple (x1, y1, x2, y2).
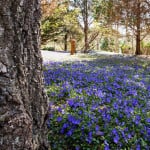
(41, 51, 80, 62)
(41, 50, 150, 62)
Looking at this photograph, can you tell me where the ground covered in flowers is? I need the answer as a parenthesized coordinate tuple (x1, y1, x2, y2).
(43, 55, 150, 150)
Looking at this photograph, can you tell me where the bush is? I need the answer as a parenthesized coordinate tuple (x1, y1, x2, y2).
(120, 43, 131, 54)
(100, 38, 109, 50)
(100, 38, 115, 52)
(141, 41, 150, 55)
(42, 46, 55, 51)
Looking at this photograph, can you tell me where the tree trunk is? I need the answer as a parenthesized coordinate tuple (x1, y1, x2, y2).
(64, 33, 68, 51)
(84, 24, 89, 53)
(115, 24, 119, 53)
(0, 1, 49, 150)
(135, 2, 141, 55)
(135, 29, 141, 55)
(84, 0, 89, 53)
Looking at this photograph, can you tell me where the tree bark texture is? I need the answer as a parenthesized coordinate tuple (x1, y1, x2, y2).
(0, 0, 49, 150)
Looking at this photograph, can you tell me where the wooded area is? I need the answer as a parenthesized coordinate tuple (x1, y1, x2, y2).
(41, 0, 150, 55)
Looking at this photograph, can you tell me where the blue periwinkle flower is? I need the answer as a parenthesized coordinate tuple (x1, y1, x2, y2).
(68, 99, 74, 107)
(68, 114, 81, 125)
(136, 144, 141, 150)
(113, 135, 119, 144)
(75, 146, 80, 150)
(57, 116, 62, 122)
(44, 58, 150, 149)
(146, 118, 150, 123)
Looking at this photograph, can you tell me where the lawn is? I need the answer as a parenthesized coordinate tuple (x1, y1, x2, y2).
(43, 55, 150, 150)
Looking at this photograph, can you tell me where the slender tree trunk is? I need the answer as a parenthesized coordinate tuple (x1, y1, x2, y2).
(0, 0, 49, 150)
(135, 29, 141, 55)
(84, 0, 89, 53)
(135, 2, 141, 55)
(115, 24, 119, 53)
(84, 25, 88, 53)
(97, 37, 100, 50)
(132, 34, 134, 54)
(64, 33, 68, 51)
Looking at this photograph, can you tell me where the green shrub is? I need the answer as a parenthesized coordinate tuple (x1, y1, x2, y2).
(121, 44, 131, 54)
(141, 41, 150, 55)
(42, 46, 55, 51)
(100, 38, 109, 50)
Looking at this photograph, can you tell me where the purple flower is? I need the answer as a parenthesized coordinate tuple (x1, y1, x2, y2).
(62, 123, 69, 129)
(104, 140, 110, 150)
(68, 115, 81, 125)
(113, 102, 119, 109)
(147, 127, 150, 135)
(96, 131, 104, 136)
(112, 129, 118, 135)
(146, 118, 150, 123)
(113, 135, 119, 144)
(57, 107, 62, 112)
(136, 144, 141, 150)
(66, 129, 73, 136)
(127, 133, 132, 139)
(68, 99, 74, 107)
(86, 131, 93, 144)
(134, 115, 141, 125)
(106, 114, 111, 122)
(57, 116, 62, 122)
(75, 146, 80, 150)
(95, 125, 100, 132)
(96, 89, 104, 98)
(104, 145, 110, 150)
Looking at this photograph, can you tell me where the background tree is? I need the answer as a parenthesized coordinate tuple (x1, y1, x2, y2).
(0, 0, 49, 149)
(92, 0, 121, 52)
(41, 0, 81, 51)
(99, 0, 150, 55)
(70, 0, 100, 52)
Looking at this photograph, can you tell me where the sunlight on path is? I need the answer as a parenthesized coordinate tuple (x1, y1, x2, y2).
(41, 50, 150, 62)
(41, 50, 94, 62)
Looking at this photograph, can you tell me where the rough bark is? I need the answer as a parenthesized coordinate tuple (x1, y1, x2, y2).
(0, 0, 49, 150)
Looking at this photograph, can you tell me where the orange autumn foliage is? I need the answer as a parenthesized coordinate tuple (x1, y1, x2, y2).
(41, 0, 59, 18)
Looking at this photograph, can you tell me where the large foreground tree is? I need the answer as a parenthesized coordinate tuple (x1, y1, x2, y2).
(0, 0, 49, 149)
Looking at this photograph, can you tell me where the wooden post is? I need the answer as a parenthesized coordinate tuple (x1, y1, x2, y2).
(70, 39, 76, 55)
